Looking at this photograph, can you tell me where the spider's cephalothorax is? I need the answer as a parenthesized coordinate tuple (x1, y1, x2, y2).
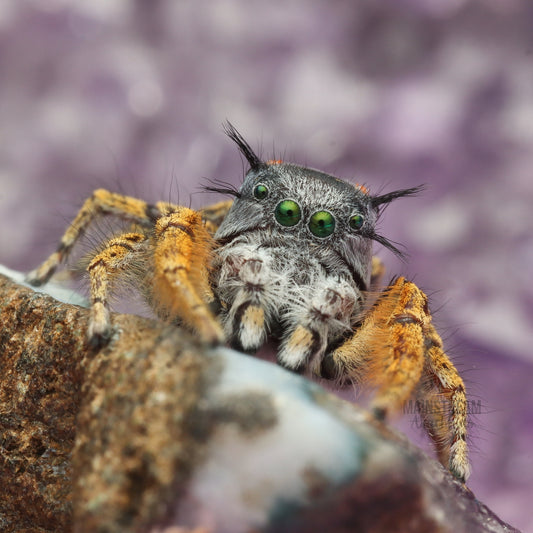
(211, 131, 412, 377)
(27, 124, 470, 483)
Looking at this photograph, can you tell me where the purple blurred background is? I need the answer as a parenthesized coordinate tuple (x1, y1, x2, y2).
(1, 1, 532, 530)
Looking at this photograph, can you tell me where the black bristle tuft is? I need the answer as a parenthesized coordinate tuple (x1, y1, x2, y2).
(366, 184, 424, 258)
(202, 177, 241, 198)
(370, 185, 425, 210)
(223, 121, 263, 170)
(366, 231, 408, 260)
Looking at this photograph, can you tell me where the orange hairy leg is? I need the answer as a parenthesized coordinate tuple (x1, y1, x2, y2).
(331, 277, 469, 482)
(27, 189, 154, 285)
(151, 205, 224, 344)
(86, 232, 148, 345)
(366, 279, 428, 416)
(27, 189, 224, 345)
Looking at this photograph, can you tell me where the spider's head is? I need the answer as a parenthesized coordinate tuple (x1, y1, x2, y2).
(212, 124, 422, 267)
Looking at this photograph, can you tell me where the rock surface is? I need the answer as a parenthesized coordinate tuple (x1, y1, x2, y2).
(0, 272, 521, 533)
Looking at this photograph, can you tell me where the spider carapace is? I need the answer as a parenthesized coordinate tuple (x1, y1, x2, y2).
(27, 124, 470, 482)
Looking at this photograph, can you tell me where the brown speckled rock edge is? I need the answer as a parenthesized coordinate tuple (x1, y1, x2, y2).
(0, 275, 84, 532)
(0, 275, 220, 533)
(72, 325, 222, 533)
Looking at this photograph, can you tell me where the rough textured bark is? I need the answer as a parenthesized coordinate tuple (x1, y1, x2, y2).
(0, 273, 521, 533)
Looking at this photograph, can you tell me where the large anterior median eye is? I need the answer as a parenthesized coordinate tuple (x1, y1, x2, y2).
(275, 200, 301, 226)
(309, 210, 335, 238)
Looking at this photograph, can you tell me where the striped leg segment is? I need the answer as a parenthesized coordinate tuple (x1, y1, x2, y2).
(224, 258, 270, 352)
(87, 232, 147, 346)
(423, 322, 470, 481)
(415, 386, 453, 470)
(26, 189, 153, 286)
(26, 190, 226, 346)
(200, 200, 234, 235)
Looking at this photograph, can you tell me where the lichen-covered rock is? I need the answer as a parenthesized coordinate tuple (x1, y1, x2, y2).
(0, 272, 521, 533)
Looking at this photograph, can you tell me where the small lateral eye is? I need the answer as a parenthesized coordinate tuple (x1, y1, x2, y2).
(275, 200, 301, 227)
(309, 211, 335, 238)
(253, 184, 269, 200)
(349, 213, 364, 230)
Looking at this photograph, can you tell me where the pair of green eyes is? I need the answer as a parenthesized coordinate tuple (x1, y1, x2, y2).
(253, 184, 364, 238)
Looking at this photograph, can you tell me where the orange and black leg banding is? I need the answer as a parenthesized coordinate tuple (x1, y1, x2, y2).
(330, 277, 469, 482)
(27, 189, 154, 286)
(423, 322, 470, 482)
(86, 232, 148, 347)
(151, 207, 224, 345)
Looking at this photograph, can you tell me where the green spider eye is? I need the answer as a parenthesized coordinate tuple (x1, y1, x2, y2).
(275, 200, 301, 227)
(253, 184, 269, 200)
(349, 213, 364, 230)
(309, 211, 335, 238)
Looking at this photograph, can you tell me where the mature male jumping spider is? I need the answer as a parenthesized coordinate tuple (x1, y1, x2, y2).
(27, 124, 470, 482)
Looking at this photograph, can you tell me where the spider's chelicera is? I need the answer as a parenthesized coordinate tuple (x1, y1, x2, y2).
(26, 123, 470, 483)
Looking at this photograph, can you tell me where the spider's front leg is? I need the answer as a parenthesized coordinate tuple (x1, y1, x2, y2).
(330, 277, 470, 482)
(86, 208, 224, 346)
(151, 206, 224, 345)
(26, 189, 224, 346)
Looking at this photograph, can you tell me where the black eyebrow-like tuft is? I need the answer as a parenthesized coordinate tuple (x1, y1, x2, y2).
(366, 230, 408, 259)
(202, 178, 242, 198)
(223, 121, 263, 171)
(370, 185, 425, 210)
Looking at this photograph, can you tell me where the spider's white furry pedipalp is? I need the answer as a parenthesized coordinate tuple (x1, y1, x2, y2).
(216, 243, 286, 352)
(278, 279, 359, 373)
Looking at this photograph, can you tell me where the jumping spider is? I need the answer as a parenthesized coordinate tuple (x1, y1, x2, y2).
(27, 124, 470, 482)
